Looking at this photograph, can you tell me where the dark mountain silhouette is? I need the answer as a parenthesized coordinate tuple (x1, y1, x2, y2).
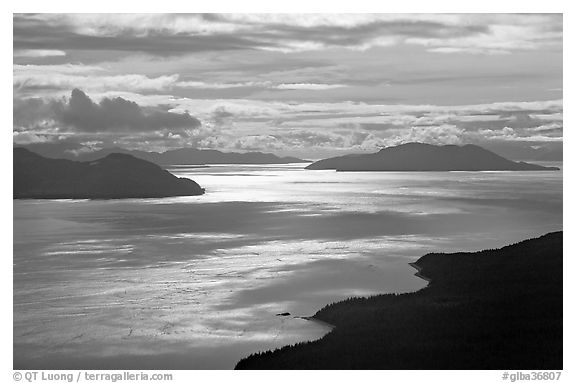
(306, 143, 559, 171)
(17, 145, 309, 165)
(14, 148, 205, 199)
(153, 148, 308, 165)
(236, 231, 562, 369)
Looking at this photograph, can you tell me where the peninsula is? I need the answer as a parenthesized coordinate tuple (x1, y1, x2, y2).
(236, 232, 562, 369)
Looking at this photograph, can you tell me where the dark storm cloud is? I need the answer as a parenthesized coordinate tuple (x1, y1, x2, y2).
(53, 89, 201, 132)
(14, 89, 201, 133)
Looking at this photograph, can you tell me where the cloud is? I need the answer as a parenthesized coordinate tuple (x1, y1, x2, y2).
(220, 129, 388, 155)
(13, 14, 562, 55)
(176, 80, 270, 89)
(391, 125, 465, 145)
(167, 98, 561, 126)
(14, 63, 104, 75)
(14, 64, 349, 98)
(473, 126, 563, 142)
(527, 123, 563, 134)
(12, 14, 562, 161)
(13, 14, 274, 55)
(119, 95, 562, 147)
(14, 88, 562, 158)
(17, 73, 178, 93)
(175, 80, 347, 91)
(13, 97, 57, 128)
(275, 83, 347, 90)
(232, 135, 284, 151)
(54, 89, 201, 132)
(13, 49, 66, 57)
(14, 64, 179, 93)
(14, 89, 201, 135)
(19, 14, 247, 37)
(426, 47, 509, 55)
(13, 131, 54, 145)
(210, 106, 236, 126)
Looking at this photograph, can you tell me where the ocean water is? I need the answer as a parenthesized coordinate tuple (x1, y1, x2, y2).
(13, 163, 562, 369)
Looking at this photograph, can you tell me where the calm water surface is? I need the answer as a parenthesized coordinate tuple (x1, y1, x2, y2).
(13, 163, 562, 369)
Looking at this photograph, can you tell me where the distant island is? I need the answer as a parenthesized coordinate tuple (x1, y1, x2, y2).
(236, 231, 562, 369)
(14, 148, 205, 199)
(306, 143, 560, 171)
(18, 146, 309, 165)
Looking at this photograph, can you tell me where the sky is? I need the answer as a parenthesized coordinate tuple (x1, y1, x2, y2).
(13, 13, 563, 159)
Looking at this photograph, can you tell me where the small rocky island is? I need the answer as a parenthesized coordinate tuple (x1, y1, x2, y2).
(14, 148, 205, 199)
(306, 143, 560, 171)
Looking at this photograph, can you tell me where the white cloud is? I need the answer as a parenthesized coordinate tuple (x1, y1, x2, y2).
(176, 80, 271, 89)
(14, 63, 104, 75)
(426, 47, 510, 55)
(529, 113, 563, 122)
(14, 50, 67, 58)
(119, 95, 562, 130)
(27, 14, 247, 37)
(275, 83, 347, 90)
(13, 131, 54, 145)
(390, 125, 465, 146)
(176, 80, 347, 91)
(232, 135, 284, 151)
(14, 64, 179, 92)
(15, 73, 179, 93)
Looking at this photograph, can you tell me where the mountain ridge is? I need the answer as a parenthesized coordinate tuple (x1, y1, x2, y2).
(16, 145, 309, 165)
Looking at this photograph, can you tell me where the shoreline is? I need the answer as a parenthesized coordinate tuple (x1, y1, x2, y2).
(408, 262, 432, 283)
(295, 262, 429, 341)
(296, 316, 336, 330)
(236, 232, 563, 369)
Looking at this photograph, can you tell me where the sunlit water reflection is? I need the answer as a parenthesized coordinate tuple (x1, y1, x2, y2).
(13, 163, 562, 369)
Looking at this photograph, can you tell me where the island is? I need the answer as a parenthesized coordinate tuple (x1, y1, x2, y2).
(236, 231, 562, 369)
(306, 143, 560, 171)
(14, 148, 205, 199)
